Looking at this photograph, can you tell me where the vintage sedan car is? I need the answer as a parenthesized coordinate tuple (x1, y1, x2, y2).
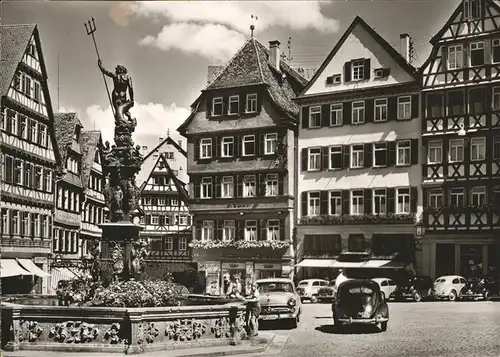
(431, 275, 467, 301)
(371, 278, 397, 300)
(296, 279, 328, 303)
(331, 279, 389, 332)
(460, 276, 496, 301)
(255, 278, 302, 328)
(317, 281, 337, 303)
(389, 276, 433, 302)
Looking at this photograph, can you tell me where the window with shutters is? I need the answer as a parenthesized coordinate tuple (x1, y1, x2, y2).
(201, 177, 213, 199)
(352, 101, 365, 124)
(329, 146, 342, 169)
(223, 220, 235, 241)
(373, 143, 387, 167)
(246, 93, 257, 113)
(373, 189, 386, 215)
(397, 96, 411, 120)
(428, 141, 443, 164)
(396, 140, 411, 166)
(330, 104, 343, 126)
(449, 139, 464, 162)
(221, 137, 234, 157)
(212, 97, 223, 115)
(14, 159, 23, 185)
(471, 186, 486, 206)
(493, 40, 500, 63)
(228, 95, 239, 114)
(351, 190, 364, 215)
(242, 135, 255, 156)
(374, 98, 388, 122)
(470, 42, 485, 66)
(5, 155, 13, 183)
(179, 237, 187, 251)
(448, 90, 464, 115)
(448, 45, 463, 70)
(243, 175, 256, 197)
(200, 138, 212, 159)
(450, 187, 465, 206)
(267, 219, 280, 241)
(308, 148, 321, 171)
(427, 92, 444, 117)
(309, 106, 321, 128)
(493, 87, 500, 110)
(151, 215, 159, 225)
(165, 237, 173, 250)
(351, 59, 364, 81)
(350, 145, 364, 168)
(202, 220, 214, 241)
(265, 133, 277, 154)
(329, 191, 342, 215)
(308, 192, 320, 216)
(396, 188, 410, 214)
(471, 137, 486, 161)
(494, 136, 500, 159)
(429, 189, 443, 208)
(245, 220, 257, 241)
(7, 109, 17, 135)
(221, 176, 234, 198)
(266, 174, 278, 196)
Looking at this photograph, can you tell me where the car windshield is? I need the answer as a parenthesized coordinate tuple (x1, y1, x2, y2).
(434, 278, 445, 283)
(328, 281, 336, 286)
(258, 282, 294, 293)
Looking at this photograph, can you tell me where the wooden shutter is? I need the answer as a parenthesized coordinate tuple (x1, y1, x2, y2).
(342, 145, 350, 169)
(212, 136, 218, 158)
(388, 96, 397, 121)
(343, 101, 352, 125)
(159, 215, 164, 226)
(441, 47, 448, 71)
(344, 62, 352, 82)
(278, 173, 284, 196)
(388, 141, 397, 166)
(364, 143, 373, 168)
(233, 175, 238, 197)
(301, 106, 309, 129)
(321, 104, 330, 127)
(301, 149, 308, 171)
(215, 176, 221, 198)
(411, 187, 418, 213)
(259, 219, 266, 241)
(258, 174, 265, 196)
(236, 220, 244, 241)
(194, 139, 200, 160)
(411, 94, 419, 119)
(234, 135, 240, 157)
(342, 190, 350, 215)
(301, 191, 308, 217)
(321, 146, 329, 170)
(387, 188, 396, 214)
(145, 215, 151, 225)
(320, 191, 328, 215)
(194, 179, 201, 198)
(214, 220, 221, 240)
(382, 68, 391, 77)
(256, 92, 262, 113)
(239, 93, 246, 114)
(411, 139, 419, 165)
(195, 221, 202, 240)
(254, 132, 260, 157)
(259, 132, 265, 156)
(364, 59, 371, 80)
(279, 219, 285, 241)
(223, 96, 229, 115)
(365, 99, 374, 123)
(364, 189, 372, 215)
(236, 175, 243, 197)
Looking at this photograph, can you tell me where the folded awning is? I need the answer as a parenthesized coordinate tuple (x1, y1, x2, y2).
(0, 259, 32, 278)
(295, 259, 337, 268)
(17, 259, 50, 277)
(362, 260, 393, 268)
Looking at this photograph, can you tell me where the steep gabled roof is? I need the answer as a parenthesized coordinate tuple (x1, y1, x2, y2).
(80, 130, 103, 189)
(300, 16, 418, 96)
(143, 136, 187, 161)
(53, 112, 83, 164)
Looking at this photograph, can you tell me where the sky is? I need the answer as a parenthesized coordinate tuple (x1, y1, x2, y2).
(1, 0, 458, 149)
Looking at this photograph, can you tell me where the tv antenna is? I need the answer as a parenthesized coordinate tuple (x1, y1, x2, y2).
(280, 36, 293, 63)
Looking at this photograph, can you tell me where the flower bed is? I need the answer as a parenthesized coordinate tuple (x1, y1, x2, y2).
(189, 240, 290, 250)
(299, 213, 416, 225)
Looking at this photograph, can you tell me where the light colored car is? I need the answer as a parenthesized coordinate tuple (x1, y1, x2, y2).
(255, 278, 302, 328)
(296, 279, 329, 303)
(371, 278, 397, 300)
(431, 275, 467, 301)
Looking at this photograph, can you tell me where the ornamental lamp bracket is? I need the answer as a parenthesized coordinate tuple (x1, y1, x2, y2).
(415, 221, 426, 238)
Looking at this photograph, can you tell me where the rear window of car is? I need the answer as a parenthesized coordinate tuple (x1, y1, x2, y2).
(347, 286, 374, 294)
(435, 278, 445, 283)
(452, 278, 459, 284)
(298, 281, 309, 286)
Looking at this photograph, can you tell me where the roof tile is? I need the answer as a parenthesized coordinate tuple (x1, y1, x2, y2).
(80, 130, 102, 189)
(53, 112, 83, 165)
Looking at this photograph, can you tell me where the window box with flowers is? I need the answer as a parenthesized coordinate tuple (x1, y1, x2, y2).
(189, 239, 290, 250)
(299, 213, 416, 225)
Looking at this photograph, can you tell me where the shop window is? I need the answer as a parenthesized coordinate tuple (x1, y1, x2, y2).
(348, 234, 365, 252)
(460, 244, 483, 277)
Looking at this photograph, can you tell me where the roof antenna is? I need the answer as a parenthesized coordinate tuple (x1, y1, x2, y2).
(281, 36, 293, 63)
(167, 128, 170, 137)
(57, 51, 60, 112)
(250, 15, 258, 38)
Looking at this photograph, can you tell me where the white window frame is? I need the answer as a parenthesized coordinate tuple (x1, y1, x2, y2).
(448, 45, 463, 70)
(373, 142, 387, 167)
(172, 198, 178, 206)
(351, 190, 364, 215)
(449, 139, 464, 163)
(242, 135, 255, 156)
(470, 137, 486, 161)
(396, 188, 411, 214)
(470, 41, 485, 67)
(429, 189, 443, 208)
(266, 173, 278, 197)
(221, 176, 234, 198)
(352, 60, 364, 81)
(223, 220, 235, 241)
(212, 97, 223, 116)
(329, 146, 342, 170)
(202, 220, 214, 241)
(328, 191, 342, 215)
(352, 101, 365, 124)
(308, 147, 321, 171)
(264, 133, 277, 155)
(158, 198, 166, 206)
(165, 237, 173, 251)
(428, 140, 443, 164)
(308, 191, 320, 216)
(221, 136, 234, 158)
(200, 177, 213, 199)
(244, 220, 257, 241)
(373, 188, 387, 215)
(151, 215, 159, 225)
(396, 140, 411, 166)
(246, 93, 257, 113)
(200, 138, 212, 159)
(228, 95, 239, 114)
(450, 187, 465, 206)
(397, 96, 412, 120)
(179, 237, 187, 251)
(330, 104, 343, 126)
(309, 106, 321, 128)
(267, 219, 280, 241)
(471, 186, 486, 206)
(374, 98, 388, 122)
(493, 86, 500, 110)
(243, 175, 256, 197)
(350, 144, 364, 168)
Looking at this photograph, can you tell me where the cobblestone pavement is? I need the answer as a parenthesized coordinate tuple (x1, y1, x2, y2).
(259, 301, 500, 357)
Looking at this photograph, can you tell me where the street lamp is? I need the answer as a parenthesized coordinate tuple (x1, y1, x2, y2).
(414, 221, 426, 251)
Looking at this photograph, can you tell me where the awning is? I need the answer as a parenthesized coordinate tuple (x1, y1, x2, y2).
(380, 260, 408, 269)
(332, 261, 367, 268)
(17, 259, 50, 278)
(0, 259, 32, 278)
(295, 259, 337, 268)
(50, 268, 77, 290)
(362, 260, 393, 268)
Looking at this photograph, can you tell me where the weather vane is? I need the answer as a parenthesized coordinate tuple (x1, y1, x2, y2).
(250, 15, 258, 38)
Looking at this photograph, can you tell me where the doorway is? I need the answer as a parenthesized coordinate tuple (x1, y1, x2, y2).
(435, 243, 455, 278)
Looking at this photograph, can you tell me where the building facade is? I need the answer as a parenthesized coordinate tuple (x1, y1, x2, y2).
(178, 38, 307, 295)
(420, 0, 500, 279)
(0, 25, 60, 294)
(295, 17, 423, 279)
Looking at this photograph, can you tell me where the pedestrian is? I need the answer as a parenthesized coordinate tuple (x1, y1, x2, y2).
(234, 275, 242, 295)
(223, 275, 232, 296)
(245, 283, 261, 337)
(335, 269, 348, 288)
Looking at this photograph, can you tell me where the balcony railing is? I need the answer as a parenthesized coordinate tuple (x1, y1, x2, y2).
(189, 239, 290, 250)
(299, 213, 416, 225)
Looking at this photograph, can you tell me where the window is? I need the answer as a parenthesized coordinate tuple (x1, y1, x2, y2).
(448, 90, 464, 115)
(201, 177, 213, 199)
(8, 110, 17, 136)
(179, 237, 187, 251)
(329, 191, 342, 215)
(329, 146, 342, 169)
(470, 42, 485, 66)
(493, 87, 500, 110)
(352, 101, 365, 124)
(266, 174, 278, 197)
(471, 186, 486, 206)
(4, 155, 13, 183)
(464, 0, 482, 19)
(352, 59, 364, 81)
(374, 68, 384, 78)
(22, 75, 32, 97)
(158, 198, 165, 206)
(164, 237, 173, 251)
(228, 95, 239, 114)
(242, 135, 255, 156)
(330, 104, 342, 126)
(18, 115, 27, 139)
(397, 188, 410, 214)
(448, 45, 463, 70)
(14, 159, 23, 184)
(223, 220, 235, 241)
(429, 189, 443, 208)
(373, 143, 387, 167)
(1, 210, 8, 235)
(449, 139, 464, 162)
(374, 99, 388, 122)
(11, 211, 19, 235)
(493, 39, 500, 63)
(21, 213, 29, 236)
(24, 162, 32, 187)
(33, 81, 41, 102)
(44, 169, 51, 192)
(350, 145, 364, 168)
(396, 140, 411, 166)
(202, 220, 214, 241)
(264, 133, 277, 155)
(373, 189, 387, 215)
(144, 197, 152, 205)
(243, 175, 256, 197)
(494, 136, 500, 159)
(308, 148, 321, 171)
(397, 96, 411, 120)
(428, 141, 443, 164)
(470, 137, 486, 161)
(351, 190, 364, 215)
(450, 187, 465, 206)
(244, 220, 257, 241)
(309, 106, 321, 128)
(212, 97, 223, 115)
(171, 198, 178, 206)
(427, 92, 444, 117)
(221, 176, 234, 198)
(494, 186, 500, 204)
(246, 93, 257, 113)
(221, 137, 234, 157)
(200, 138, 212, 159)
(267, 220, 280, 241)
(469, 87, 486, 113)
(308, 192, 320, 216)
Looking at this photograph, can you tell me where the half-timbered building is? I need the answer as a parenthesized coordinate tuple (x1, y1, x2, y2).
(420, 0, 500, 279)
(0, 24, 60, 294)
(295, 16, 422, 280)
(178, 37, 307, 295)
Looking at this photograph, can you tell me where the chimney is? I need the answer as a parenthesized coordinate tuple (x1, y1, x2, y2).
(400, 34, 410, 63)
(269, 40, 281, 69)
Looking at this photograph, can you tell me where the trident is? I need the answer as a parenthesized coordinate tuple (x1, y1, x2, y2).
(85, 17, 115, 116)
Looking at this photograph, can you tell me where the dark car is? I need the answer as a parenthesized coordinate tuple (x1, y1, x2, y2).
(331, 279, 389, 332)
(460, 276, 497, 301)
(317, 281, 337, 303)
(390, 276, 433, 302)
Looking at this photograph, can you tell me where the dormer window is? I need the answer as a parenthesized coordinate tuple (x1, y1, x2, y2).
(464, 0, 482, 19)
(326, 74, 341, 85)
(228, 95, 239, 114)
(246, 93, 257, 113)
(374, 68, 391, 79)
(352, 60, 365, 81)
(212, 97, 223, 116)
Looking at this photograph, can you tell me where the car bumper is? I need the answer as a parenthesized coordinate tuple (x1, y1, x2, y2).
(318, 295, 334, 300)
(337, 317, 388, 325)
(461, 293, 484, 298)
(259, 312, 298, 321)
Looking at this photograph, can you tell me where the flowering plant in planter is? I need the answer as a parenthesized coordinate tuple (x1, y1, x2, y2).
(299, 213, 416, 225)
(189, 239, 290, 250)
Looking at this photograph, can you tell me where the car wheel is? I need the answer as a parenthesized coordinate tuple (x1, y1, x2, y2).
(413, 292, 422, 302)
(484, 290, 491, 301)
(448, 290, 457, 301)
(380, 321, 387, 331)
(310, 295, 318, 303)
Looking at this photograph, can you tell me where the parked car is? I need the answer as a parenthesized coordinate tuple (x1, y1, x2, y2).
(460, 276, 497, 301)
(296, 279, 328, 303)
(255, 278, 302, 328)
(318, 281, 337, 303)
(431, 275, 466, 301)
(331, 279, 389, 332)
(390, 276, 433, 302)
(371, 278, 397, 300)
